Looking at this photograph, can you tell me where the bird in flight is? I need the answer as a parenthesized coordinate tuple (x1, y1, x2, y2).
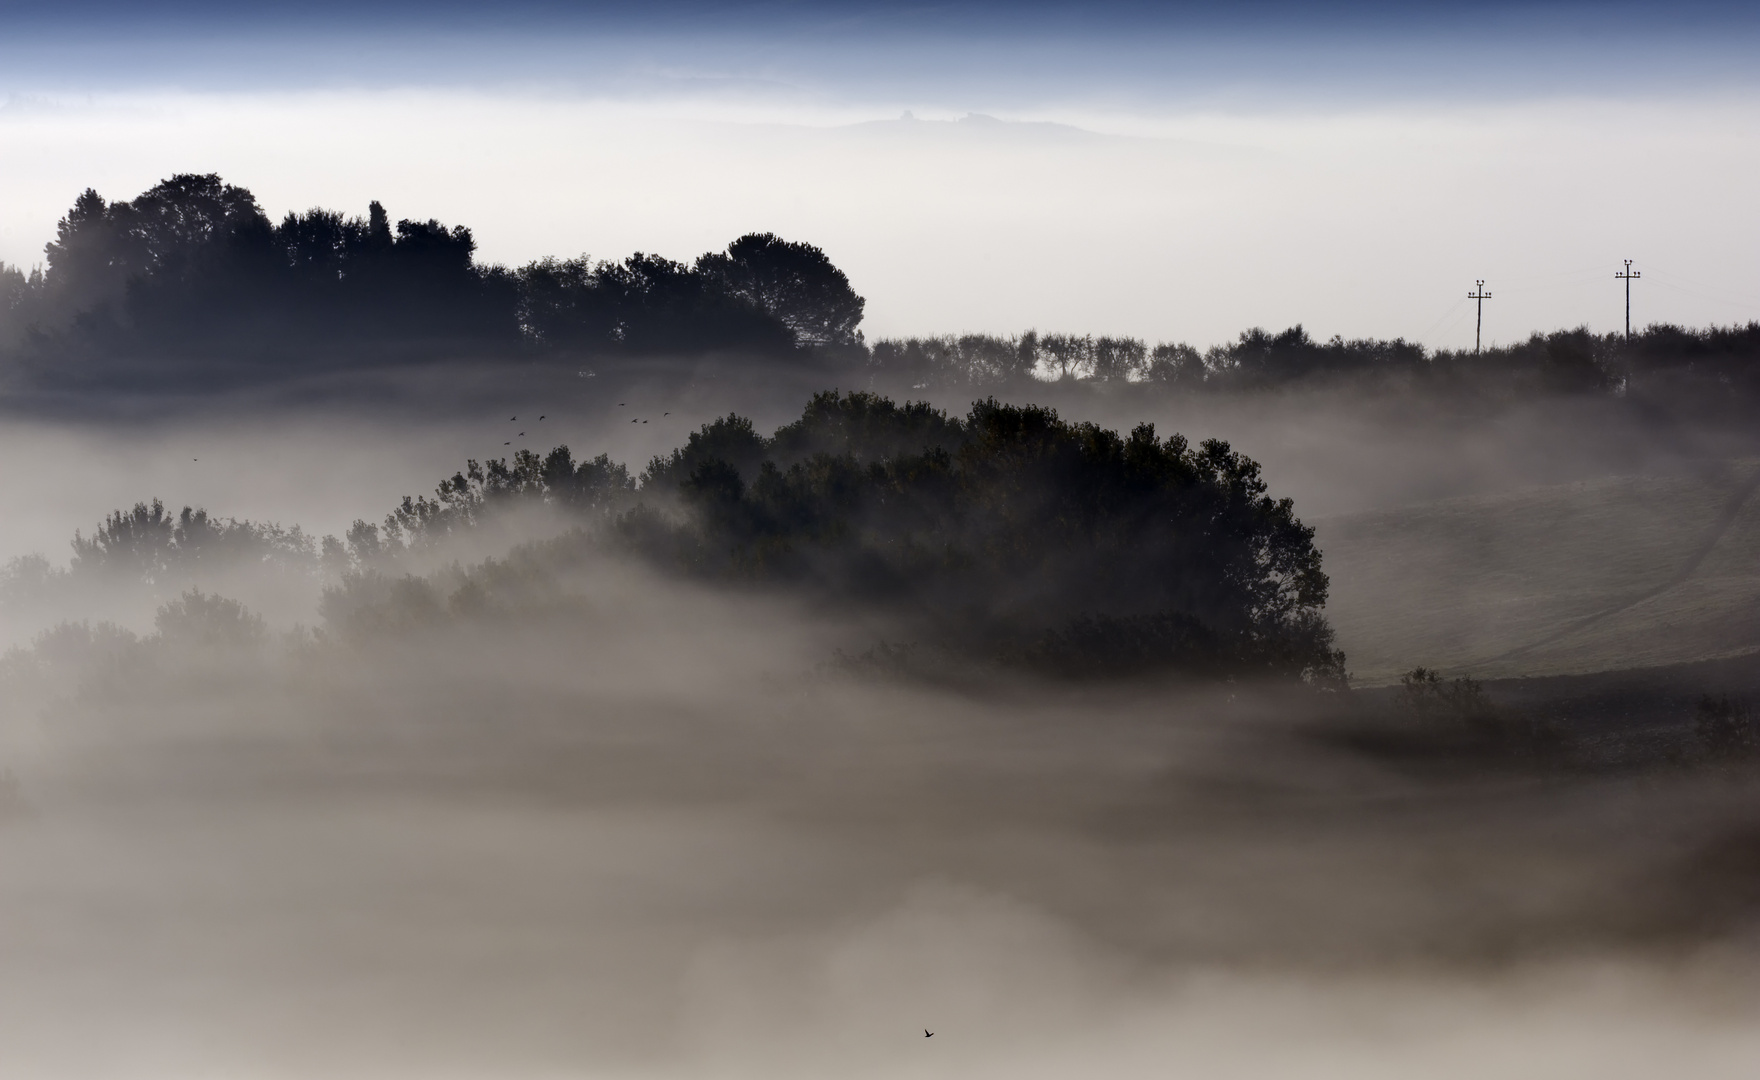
(518, 432, 525, 436)
(539, 415, 546, 420)
(664, 411, 670, 416)
(510, 416, 517, 421)
(925, 1030, 933, 1038)
(504, 441, 511, 445)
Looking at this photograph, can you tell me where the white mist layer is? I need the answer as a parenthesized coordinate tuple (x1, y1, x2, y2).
(1, 390, 1759, 1077)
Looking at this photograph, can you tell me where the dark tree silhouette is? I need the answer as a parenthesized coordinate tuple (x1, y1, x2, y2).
(697, 232, 866, 349)
(11, 172, 1760, 415)
(626, 391, 1344, 681)
(318, 390, 1343, 681)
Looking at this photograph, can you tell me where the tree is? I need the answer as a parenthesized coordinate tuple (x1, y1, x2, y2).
(114, 173, 266, 281)
(41, 187, 128, 317)
(629, 392, 1344, 681)
(697, 232, 865, 348)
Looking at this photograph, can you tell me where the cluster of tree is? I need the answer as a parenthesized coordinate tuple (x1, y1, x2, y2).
(15, 390, 1346, 682)
(0, 500, 324, 635)
(865, 323, 1760, 405)
(865, 332, 1203, 389)
(4, 174, 1758, 411)
(0, 174, 865, 375)
(324, 391, 1346, 682)
(341, 446, 635, 565)
(69, 498, 319, 583)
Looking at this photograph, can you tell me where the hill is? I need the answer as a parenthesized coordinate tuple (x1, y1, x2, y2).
(1318, 460, 1760, 684)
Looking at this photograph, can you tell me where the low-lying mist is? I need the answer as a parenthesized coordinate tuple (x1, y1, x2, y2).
(8, 553, 1760, 1078)
(4, 374, 1760, 1078)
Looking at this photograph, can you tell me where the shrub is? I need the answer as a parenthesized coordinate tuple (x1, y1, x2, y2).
(1399, 667, 1498, 727)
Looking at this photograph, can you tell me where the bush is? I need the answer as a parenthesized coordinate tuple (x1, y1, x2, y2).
(1399, 667, 1498, 727)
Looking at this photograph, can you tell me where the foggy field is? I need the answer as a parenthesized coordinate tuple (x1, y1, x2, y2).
(2, 374, 1760, 1079)
(1321, 461, 1760, 683)
(6, 564, 1760, 1080)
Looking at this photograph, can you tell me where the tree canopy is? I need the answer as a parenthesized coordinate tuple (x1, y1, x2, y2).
(0, 174, 864, 375)
(3, 172, 1757, 417)
(623, 391, 1341, 680)
(312, 391, 1343, 682)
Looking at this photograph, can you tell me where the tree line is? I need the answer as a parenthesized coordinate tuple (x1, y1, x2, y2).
(2, 173, 1757, 410)
(865, 323, 1760, 407)
(24, 391, 1346, 684)
(321, 392, 1343, 682)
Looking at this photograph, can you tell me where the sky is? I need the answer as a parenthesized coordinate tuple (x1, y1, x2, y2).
(2, 0, 1758, 348)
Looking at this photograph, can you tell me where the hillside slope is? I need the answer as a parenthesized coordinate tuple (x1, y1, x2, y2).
(1317, 461, 1760, 684)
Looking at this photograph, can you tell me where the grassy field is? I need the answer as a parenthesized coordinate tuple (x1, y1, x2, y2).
(1316, 460, 1760, 685)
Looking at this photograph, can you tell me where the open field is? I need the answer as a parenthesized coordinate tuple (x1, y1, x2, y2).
(1318, 460, 1760, 684)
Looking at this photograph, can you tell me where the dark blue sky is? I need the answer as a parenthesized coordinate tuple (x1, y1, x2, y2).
(3, 0, 1757, 100)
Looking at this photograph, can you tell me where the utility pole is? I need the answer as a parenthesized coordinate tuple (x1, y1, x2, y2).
(1468, 280, 1491, 354)
(1615, 259, 1640, 340)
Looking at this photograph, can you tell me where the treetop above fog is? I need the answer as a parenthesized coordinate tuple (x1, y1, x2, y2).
(331, 390, 1344, 682)
(2, 173, 1756, 414)
(1, 173, 865, 367)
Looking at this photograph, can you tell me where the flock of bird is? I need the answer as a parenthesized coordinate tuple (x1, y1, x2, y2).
(500, 404, 672, 446)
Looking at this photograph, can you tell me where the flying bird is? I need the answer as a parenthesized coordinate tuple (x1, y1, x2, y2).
(504, 441, 511, 445)
(642, 419, 648, 423)
(510, 416, 517, 420)
(664, 411, 670, 416)
(925, 1030, 933, 1038)
(518, 432, 525, 436)
(539, 415, 545, 420)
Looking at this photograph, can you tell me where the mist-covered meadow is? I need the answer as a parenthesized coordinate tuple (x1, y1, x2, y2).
(1, 164, 1760, 1078)
(2, 374, 1759, 1077)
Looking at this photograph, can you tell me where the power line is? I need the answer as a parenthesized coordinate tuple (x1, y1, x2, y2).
(1646, 267, 1760, 313)
(1468, 279, 1491, 353)
(1413, 295, 1467, 343)
(1615, 259, 1640, 340)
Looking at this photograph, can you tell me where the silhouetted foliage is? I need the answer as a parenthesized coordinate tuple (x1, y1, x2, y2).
(697, 232, 866, 349)
(8, 173, 1760, 412)
(520, 251, 795, 356)
(626, 391, 1343, 681)
(342, 446, 636, 563)
(4, 175, 862, 381)
(315, 390, 1343, 680)
(865, 322, 1760, 415)
(70, 498, 316, 584)
(1399, 667, 1498, 727)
